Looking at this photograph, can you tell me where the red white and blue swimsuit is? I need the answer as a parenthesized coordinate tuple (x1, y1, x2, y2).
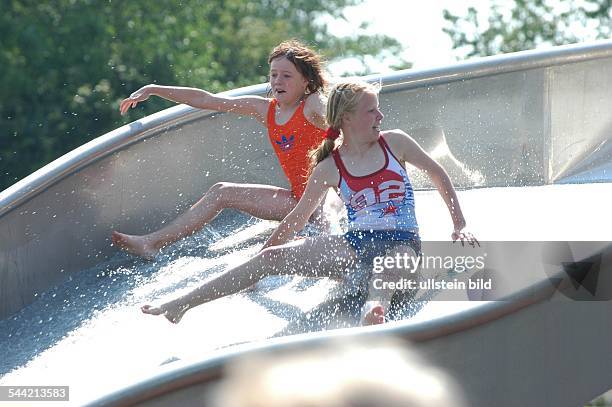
(331, 135, 420, 256)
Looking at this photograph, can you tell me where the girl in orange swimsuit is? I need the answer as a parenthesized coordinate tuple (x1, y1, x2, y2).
(112, 40, 327, 259)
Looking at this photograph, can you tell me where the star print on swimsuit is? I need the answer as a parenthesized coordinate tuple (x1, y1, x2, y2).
(275, 134, 295, 151)
(376, 200, 406, 217)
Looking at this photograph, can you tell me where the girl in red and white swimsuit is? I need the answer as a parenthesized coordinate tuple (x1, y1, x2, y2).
(142, 80, 477, 326)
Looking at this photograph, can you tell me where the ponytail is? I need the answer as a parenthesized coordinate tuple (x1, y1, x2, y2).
(308, 136, 337, 178)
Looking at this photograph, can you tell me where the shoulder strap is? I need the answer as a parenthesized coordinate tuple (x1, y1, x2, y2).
(378, 135, 403, 167)
(331, 149, 346, 187)
(266, 99, 277, 128)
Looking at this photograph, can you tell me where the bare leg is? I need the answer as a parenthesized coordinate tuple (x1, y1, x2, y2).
(360, 244, 418, 326)
(141, 235, 358, 323)
(112, 183, 297, 258)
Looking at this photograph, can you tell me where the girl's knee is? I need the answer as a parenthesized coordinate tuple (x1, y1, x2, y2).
(208, 182, 236, 205)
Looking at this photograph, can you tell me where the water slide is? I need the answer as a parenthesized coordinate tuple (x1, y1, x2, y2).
(1, 41, 612, 406)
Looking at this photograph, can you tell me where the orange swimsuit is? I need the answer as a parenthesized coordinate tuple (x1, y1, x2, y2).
(266, 98, 326, 199)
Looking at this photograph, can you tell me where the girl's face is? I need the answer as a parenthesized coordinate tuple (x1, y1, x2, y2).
(343, 91, 384, 139)
(269, 57, 309, 105)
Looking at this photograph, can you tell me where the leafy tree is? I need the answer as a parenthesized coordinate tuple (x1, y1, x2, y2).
(0, 0, 404, 191)
(443, 0, 611, 58)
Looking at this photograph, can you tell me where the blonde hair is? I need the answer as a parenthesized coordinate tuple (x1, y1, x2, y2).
(308, 81, 380, 175)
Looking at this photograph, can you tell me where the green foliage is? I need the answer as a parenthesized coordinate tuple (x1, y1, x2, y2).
(0, 0, 403, 191)
(443, 0, 611, 58)
(584, 395, 612, 406)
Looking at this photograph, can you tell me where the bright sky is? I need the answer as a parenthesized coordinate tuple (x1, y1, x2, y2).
(326, 0, 497, 75)
(327, 0, 603, 75)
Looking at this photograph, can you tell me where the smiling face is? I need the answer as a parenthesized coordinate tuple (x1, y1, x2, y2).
(343, 91, 384, 140)
(269, 57, 309, 105)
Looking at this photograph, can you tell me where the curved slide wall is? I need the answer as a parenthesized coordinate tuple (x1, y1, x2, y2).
(86, 278, 612, 407)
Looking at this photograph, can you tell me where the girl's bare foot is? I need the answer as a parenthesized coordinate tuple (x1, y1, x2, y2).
(112, 231, 158, 260)
(141, 302, 189, 324)
(360, 302, 386, 326)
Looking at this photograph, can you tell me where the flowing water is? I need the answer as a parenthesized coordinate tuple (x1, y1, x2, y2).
(1, 183, 610, 405)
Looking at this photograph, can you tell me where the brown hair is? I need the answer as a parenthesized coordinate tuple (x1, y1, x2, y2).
(268, 40, 327, 95)
(307, 81, 379, 175)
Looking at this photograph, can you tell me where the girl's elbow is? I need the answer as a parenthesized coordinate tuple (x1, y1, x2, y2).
(425, 168, 445, 184)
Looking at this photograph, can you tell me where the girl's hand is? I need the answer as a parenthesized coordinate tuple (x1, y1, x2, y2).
(119, 86, 153, 115)
(452, 229, 479, 247)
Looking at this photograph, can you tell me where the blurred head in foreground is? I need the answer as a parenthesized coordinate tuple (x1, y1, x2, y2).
(211, 336, 466, 407)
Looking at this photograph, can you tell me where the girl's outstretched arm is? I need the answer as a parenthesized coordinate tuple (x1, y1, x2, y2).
(384, 130, 474, 242)
(262, 157, 338, 249)
(119, 84, 269, 123)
